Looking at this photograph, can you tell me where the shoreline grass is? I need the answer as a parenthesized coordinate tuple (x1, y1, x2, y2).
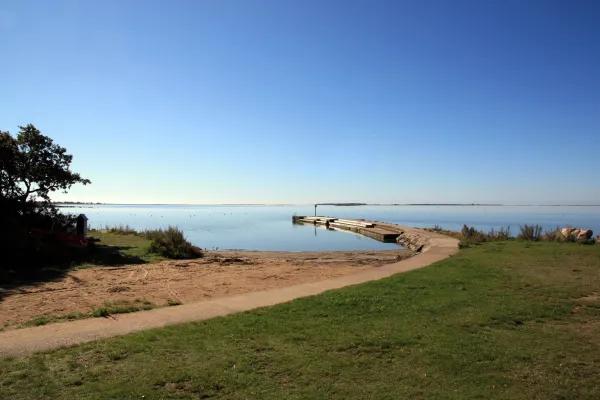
(428, 224, 596, 248)
(93, 225, 203, 260)
(1, 241, 599, 399)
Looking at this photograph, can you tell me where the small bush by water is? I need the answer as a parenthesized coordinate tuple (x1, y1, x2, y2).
(144, 226, 204, 259)
(459, 224, 512, 246)
(542, 226, 562, 242)
(99, 225, 203, 260)
(517, 224, 543, 241)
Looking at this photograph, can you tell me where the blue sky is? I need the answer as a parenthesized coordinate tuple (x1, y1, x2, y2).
(1, 0, 599, 205)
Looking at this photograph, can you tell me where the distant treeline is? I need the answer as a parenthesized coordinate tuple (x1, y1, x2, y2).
(403, 203, 503, 206)
(318, 203, 367, 206)
(54, 201, 104, 205)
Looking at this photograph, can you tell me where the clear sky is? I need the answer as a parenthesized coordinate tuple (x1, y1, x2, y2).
(1, 0, 599, 205)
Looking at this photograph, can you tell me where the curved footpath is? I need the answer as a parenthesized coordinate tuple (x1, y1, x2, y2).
(0, 227, 458, 357)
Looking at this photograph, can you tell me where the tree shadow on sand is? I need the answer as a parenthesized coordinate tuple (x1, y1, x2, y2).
(0, 243, 148, 301)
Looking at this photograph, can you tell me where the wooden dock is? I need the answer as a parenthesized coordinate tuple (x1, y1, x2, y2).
(292, 216, 403, 243)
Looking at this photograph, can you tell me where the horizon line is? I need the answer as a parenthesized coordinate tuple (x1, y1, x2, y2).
(53, 202, 600, 207)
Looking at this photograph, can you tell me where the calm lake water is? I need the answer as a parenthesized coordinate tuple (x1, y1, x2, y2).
(61, 205, 600, 252)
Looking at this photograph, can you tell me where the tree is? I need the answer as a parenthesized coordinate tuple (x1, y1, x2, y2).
(0, 124, 91, 215)
(0, 130, 20, 212)
(1, 125, 91, 276)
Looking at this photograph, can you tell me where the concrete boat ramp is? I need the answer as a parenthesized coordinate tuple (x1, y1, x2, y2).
(293, 216, 427, 251)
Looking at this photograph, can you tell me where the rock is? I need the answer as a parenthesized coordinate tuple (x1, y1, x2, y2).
(595, 235, 600, 244)
(561, 227, 581, 238)
(560, 227, 594, 242)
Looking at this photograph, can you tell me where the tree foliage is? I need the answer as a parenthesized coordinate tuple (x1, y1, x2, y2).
(0, 124, 90, 214)
(0, 129, 19, 204)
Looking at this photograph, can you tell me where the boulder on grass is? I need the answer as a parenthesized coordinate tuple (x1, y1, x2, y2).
(577, 229, 593, 239)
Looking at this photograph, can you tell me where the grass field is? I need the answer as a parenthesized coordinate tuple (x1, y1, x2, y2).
(80, 230, 166, 267)
(1, 241, 599, 399)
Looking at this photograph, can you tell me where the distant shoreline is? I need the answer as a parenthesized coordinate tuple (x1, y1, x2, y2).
(53, 203, 600, 207)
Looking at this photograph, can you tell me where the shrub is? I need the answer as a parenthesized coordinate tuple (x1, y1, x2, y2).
(459, 224, 513, 245)
(518, 224, 543, 241)
(487, 226, 511, 241)
(145, 226, 203, 259)
(91, 307, 110, 318)
(542, 226, 562, 242)
(460, 224, 488, 244)
(461, 224, 472, 238)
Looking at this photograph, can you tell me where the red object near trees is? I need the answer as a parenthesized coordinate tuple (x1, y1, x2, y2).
(30, 228, 88, 247)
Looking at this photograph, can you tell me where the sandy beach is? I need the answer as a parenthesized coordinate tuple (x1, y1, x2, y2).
(0, 249, 412, 328)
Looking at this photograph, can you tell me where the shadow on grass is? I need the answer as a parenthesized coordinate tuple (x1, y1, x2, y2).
(0, 243, 148, 301)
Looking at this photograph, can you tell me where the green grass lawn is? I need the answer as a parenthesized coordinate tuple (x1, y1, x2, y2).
(2, 241, 600, 399)
(79, 230, 166, 267)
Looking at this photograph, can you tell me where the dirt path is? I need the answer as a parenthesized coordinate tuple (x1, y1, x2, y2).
(0, 230, 458, 357)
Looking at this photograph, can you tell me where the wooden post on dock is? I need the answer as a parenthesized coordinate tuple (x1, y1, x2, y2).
(314, 204, 317, 216)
